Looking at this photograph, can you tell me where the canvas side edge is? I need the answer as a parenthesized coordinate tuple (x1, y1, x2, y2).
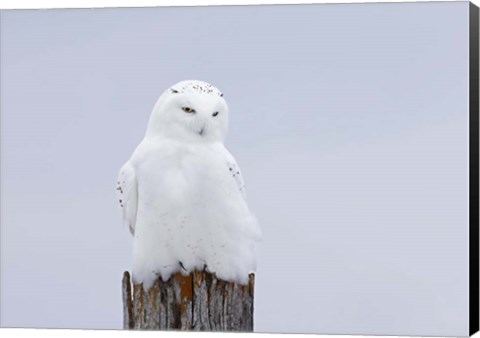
(470, 2, 479, 337)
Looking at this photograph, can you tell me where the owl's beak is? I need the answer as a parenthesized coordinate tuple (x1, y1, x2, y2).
(198, 127, 205, 136)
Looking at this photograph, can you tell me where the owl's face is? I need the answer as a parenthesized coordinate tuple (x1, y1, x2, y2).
(146, 80, 229, 144)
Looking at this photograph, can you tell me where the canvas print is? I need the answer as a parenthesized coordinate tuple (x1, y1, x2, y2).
(0, 2, 478, 336)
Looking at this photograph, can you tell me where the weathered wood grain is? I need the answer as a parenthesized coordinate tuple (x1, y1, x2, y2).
(122, 271, 134, 329)
(122, 271, 254, 332)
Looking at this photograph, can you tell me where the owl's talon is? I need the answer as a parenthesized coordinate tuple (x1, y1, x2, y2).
(179, 261, 187, 272)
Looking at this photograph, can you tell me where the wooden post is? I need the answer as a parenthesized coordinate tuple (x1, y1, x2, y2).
(122, 270, 255, 331)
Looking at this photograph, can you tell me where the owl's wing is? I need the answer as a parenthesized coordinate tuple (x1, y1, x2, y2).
(222, 147, 247, 199)
(116, 161, 138, 236)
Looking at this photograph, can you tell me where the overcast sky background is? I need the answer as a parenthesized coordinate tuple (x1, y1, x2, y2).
(0, 2, 471, 336)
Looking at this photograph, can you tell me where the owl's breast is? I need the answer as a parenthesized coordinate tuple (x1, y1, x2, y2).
(134, 141, 240, 211)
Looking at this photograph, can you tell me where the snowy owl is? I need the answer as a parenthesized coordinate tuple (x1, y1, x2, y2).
(117, 80, 261, 288)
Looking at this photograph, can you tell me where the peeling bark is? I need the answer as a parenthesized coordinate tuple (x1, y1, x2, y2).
(121, 271, 254, 332)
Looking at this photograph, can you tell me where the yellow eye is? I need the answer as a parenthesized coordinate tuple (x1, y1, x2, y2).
(182, 107, 195, 113)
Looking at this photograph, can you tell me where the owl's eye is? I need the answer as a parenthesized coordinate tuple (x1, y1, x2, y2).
(182, 107, 196, 114)
(212, 111, 219, 117)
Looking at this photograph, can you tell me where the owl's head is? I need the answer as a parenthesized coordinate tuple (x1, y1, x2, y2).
(146, 80, 229, 143)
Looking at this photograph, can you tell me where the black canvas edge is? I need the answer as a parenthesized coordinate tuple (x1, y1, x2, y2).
(470, 2, 479, 337)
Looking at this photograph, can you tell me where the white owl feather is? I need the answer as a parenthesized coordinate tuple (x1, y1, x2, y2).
(117, 80, 261, 288)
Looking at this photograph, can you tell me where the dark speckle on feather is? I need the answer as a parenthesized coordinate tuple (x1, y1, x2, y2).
(171, 80, 222, 97)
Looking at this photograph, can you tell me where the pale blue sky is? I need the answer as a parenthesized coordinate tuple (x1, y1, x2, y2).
(0, 2, 471, 335)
